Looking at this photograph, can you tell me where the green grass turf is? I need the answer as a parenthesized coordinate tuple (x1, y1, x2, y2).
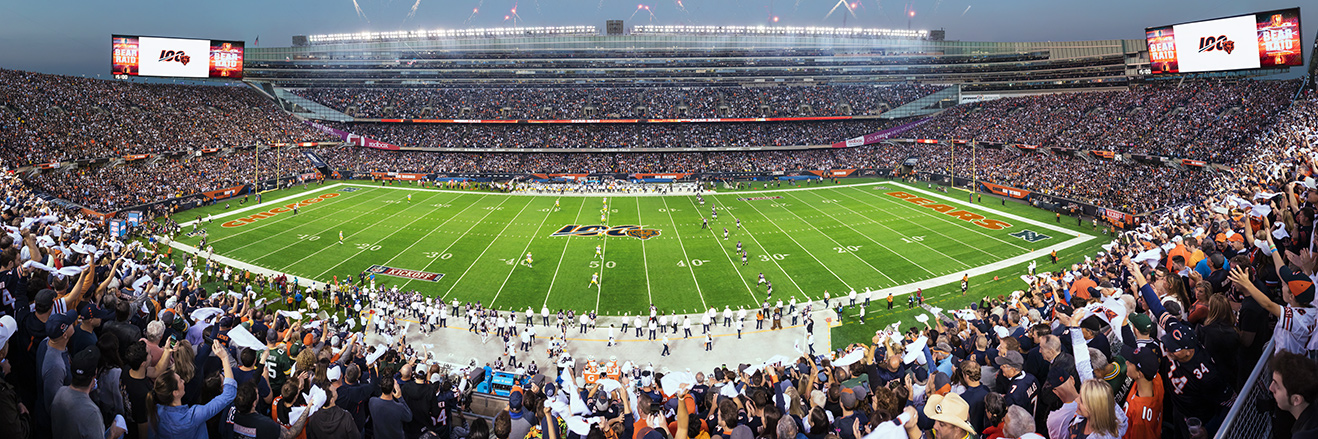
(172, 179, 1103, 337)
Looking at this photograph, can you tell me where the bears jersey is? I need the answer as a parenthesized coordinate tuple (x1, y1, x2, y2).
(1167, 350, 1232, 420)
(1276, 305, 1318, 354)
(1124, 375, 1164, 439)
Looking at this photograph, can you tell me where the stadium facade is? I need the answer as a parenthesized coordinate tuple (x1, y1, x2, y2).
(245, 24, 1153, 94)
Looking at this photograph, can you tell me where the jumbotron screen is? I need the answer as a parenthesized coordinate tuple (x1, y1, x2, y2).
(111, 35, 244, 79)
(1146, 7, 1303, 74)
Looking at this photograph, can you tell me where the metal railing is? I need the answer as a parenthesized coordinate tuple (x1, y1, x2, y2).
(1214, 339, 1275, 439)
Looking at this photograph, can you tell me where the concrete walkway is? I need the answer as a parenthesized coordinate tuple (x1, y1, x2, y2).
(356, 308, 833, 374)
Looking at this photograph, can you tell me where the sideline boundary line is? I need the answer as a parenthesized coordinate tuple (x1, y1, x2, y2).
(167, 180, 1100, 315)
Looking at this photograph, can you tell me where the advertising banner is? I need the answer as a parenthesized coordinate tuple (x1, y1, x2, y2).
(112, 35, 244, 79)
(829, 117, 933, 148)
(208, 41, 244, 79)
(202, 184, 247, 200)
(629, 173, 692, 180)
(109, 220, 127, 237)
(137, 37, 211, 78)
(1098, 208, 1134, 226)
(806, 169, 857, 178)
(306, 121, 401, 150)
(979, 181, 1032, 199)
(370, 172, 426, 181)
(1146, 8, 1303, 74)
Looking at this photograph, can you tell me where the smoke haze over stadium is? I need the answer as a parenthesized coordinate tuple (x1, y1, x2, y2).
(0, 0, 1310, 77)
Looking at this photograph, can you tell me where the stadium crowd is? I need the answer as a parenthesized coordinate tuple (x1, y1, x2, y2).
(1, 74, 1318, 439)
(308, 143, 1205, 213)
(291, 84, 941, 120)
(3, 85, 1318, 439)
(0, 69, 332, 167)
(26, 148, 316, 214)
(908, 80, 1300, 163)
(321, 120, 898, 150)
(909, 144, 1209, 214)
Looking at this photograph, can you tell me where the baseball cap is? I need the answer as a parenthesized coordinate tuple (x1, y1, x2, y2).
(71, 346, 101, 381)
(509, 390, 524, 412)
(995, 350, 1024, 370)
(1045, 354, 1076, 388)
(1129, 314, 1154, 335)
(78, 301, 114, 321)
(729, 425, 754, 439)
(1160, 322, 1197, 353)
(931, 372, 952, 396)
(0, 316, 16, 349)
(1121, 345, 1159, 381)
(851, 385, 869, 401)
(45, 311, 77, 339)
(1080, 316, 1104, 333)
(839, 388, 858, 410)
(1280, 266, 1315, 305)
(34, 289, 57, 308)
(912, 366, 929, 384)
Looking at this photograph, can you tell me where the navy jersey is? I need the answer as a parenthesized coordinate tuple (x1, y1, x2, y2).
(1002, 372, 1038, 414)
(1167, 349, 1233, 419)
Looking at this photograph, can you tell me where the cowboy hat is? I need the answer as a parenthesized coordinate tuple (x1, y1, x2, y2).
(923, 393, 974, 435)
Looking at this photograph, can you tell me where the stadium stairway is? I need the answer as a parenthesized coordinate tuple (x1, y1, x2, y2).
(879, 85, 962, 119)
(268, 86, 355, 122)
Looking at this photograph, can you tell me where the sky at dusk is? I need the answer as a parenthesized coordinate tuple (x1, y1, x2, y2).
(0, 0, 1311, 77)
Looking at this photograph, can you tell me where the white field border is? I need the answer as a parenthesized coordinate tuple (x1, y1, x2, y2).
(167, 180, 1099, 314)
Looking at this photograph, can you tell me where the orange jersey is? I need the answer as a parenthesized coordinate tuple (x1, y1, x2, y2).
(1123, 375, 1164, 439)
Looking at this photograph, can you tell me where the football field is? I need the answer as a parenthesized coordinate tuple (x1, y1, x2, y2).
(176, 180, 1095, 315)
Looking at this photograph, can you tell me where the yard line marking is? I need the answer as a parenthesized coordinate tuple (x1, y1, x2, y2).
(844, 187, 1028, 252)
(704, 196, 811, 302)
(489, 199, 560, 307)
(404, 196, 516, 292)
(543, 198, 590, 307)
(734, 195, 854, 290)
(371, 191, 490, 270)
(683, 197, 758, 305)
(595, 198, 608, 312)
(312, 192, 474, 279)
(244, 190, 411, 266)
(220, 188, 395, 252)
(280, 192, 456, 273)
(751, 193, 900, 283)
(636, 197, 653, 305)
(440, 197, 537, 298)
(788, 191, 956, 273)
(659, 197, 708, 310)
